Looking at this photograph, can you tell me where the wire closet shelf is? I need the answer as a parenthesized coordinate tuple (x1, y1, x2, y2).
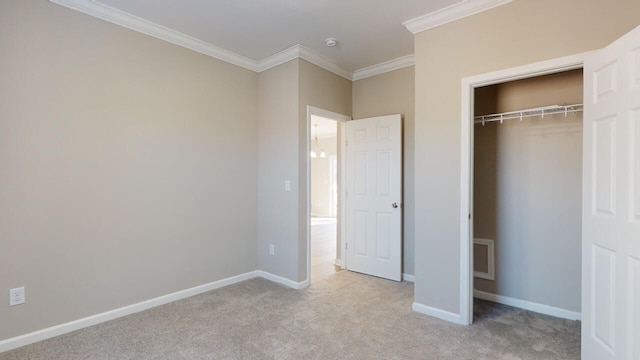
(474, 103, 583, 125)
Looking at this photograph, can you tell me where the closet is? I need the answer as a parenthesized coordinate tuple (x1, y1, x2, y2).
(472, 69, 583, 319)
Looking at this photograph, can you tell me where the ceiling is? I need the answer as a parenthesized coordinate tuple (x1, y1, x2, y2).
(52, 0, 513, 78)
(79, 0, 461, 72)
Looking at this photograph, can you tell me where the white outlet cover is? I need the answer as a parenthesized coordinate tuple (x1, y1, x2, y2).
(9, 287, 25, 306)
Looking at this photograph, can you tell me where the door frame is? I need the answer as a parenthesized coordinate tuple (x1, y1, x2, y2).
(306, 106, 351, 284)
(458, 52, 594, 325)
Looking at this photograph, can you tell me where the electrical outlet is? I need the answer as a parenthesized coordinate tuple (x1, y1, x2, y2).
(269, 244, 275, 256)
(9, 287, 25, 306)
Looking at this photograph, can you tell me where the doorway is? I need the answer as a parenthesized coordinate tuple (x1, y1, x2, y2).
(458, 28, 640, 358)
(306, 106, 350, 284)
(310, 115, 340, 282)
(472, 70, 583, 322)
(306, 109, 404, 283)
(459, 52, 590, 325)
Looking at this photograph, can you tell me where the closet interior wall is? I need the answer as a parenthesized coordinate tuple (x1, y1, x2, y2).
(473, 69, 583, 313)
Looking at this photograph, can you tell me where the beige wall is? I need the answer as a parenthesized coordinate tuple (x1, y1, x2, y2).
(473, 71, 583, 312)
(414, 0, 640, 314)
(0, 0, 259, 341)
(495, 69, 583, 113)
(258, 59, 351, 282)
(352, 66, 415, 276)
(257, 60, 300, 281)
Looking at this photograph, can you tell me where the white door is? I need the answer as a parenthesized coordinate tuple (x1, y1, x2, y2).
(582, 25, 640, 359)
(345, 114, 402, 281)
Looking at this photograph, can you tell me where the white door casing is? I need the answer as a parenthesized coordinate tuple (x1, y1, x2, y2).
(345, 114, 402, 281)
(582, 25, 640, 360)
(459, 52, 589, 325)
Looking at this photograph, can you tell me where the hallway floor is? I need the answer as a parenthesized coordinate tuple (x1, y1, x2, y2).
(310, 217, 341, 283)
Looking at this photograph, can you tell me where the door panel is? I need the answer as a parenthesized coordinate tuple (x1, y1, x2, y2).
(633, 110, 640, 221)
(583, 25, 640, 360)
(593, 117, 617, 216)
(630, 257, 640, 358)
(345, 114, 402, 281)
(376, 212, 391, 260)
(631, 44, 640, 360)
(354, 211, 367, 256)
(591, 244, 616, 353)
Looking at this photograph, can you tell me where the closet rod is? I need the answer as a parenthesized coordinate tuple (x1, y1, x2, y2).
(474, 103, 583, 125)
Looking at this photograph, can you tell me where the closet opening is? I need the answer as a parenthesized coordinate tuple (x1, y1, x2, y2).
(471, 69, 584, 322)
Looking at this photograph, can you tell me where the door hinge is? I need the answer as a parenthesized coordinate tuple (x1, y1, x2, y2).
(468, 213, 471, 220)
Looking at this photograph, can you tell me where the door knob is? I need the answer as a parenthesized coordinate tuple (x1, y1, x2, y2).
(392, 202, 399, 208)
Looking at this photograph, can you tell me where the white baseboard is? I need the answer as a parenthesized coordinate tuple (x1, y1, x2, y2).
(412, 302, 465, 325)
(333, 258, 344, 268)
(402, 273, 415, 282)
(0, 271, 259, 353)
(0, 270, 311, 353)
(255, 270, 309, 290)
(473, 290, 581, 321)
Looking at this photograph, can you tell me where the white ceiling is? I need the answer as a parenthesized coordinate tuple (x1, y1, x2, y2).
(91, 0, 461, 72)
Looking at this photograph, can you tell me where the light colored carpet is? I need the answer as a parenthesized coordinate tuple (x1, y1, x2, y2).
(0, 271, 580, 359)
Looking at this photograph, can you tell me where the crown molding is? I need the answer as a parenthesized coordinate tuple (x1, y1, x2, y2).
(49, 0, 260, 71)
(257, 45, 353, 80)
(297, 46, 353, 80)
(257, 45, 301, 73)
(403, 0, 513, 34)
(352, 55, 415, 81)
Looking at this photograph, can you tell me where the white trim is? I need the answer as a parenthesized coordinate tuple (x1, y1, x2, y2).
(473, 238, 495, 281)
(403, 0, 513, 34)
(334, 258, 344, 268)
(402, 273, 415, 282)
(459, 60, 475, 326)
(256, 45, 301, 72)
(412, 302, 465, 325)
(49, 0, 259, 71)
(460, 51, 594, 327)
(255, 271, 309, 290)
(308, 106, 352, 123)
(338, 121, 347, 272)
(352, 55, 415, 81)
(461, 52, 594, 88)
(306, 107, 351, 285)
(257, 45, 352, 80)
(0, 271, 258, 353)
(298, 46, 353, 80)
(474, 290, 582, 321)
